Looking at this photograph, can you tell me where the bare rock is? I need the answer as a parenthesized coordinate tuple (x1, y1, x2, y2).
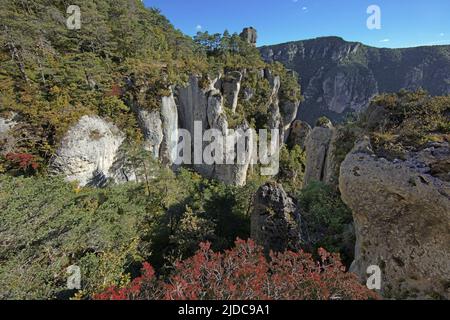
(340, 138, 450, 299)
(280, 100, 300, 142)
(240, 27, 257, 46)
(251, 182, 302, 256)
(221, 71, 242, 113)
(134, 107, 163, 158)
(160, 91, 179, 165)
(50, 116, 125, 187)
(303, 124, 334, 187)
(0, 112, 19, 155)
(287, 120, 312, 149)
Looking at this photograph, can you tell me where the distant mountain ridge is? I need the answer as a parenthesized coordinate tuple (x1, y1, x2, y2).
(260, 37, 450, 124)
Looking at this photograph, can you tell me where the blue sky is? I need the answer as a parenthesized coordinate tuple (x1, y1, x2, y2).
(143, 0, 450, 48)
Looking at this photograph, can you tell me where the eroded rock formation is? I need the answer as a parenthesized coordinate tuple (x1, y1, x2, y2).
(287, 120, 312, 149)
(240, 27, 257, 46)
(340, 138, 450, 299)
(50, 116, 125, 187)
(251, 182, 302, 255)
(303, 119, 335, 187)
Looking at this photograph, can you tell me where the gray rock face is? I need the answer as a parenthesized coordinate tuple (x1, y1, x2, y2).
(251, 182, 302, 256)
(242, 87, 254, 101)
(303, 124, 334, 187)
(322, 65, 378, 114)
(221, 71, 242, 113)
(134, 107, 163, 158)
(287, 120, 312, 149)
(160, 91, 179, 165)
(280, 100, 300, 141)
(176, 75, 254, 186)
(0, 112, 19, 154)
(207, 90, 228, 134)
(214, 122, 254, 187)
(50, 116, 125, 187)
(176, 75, 209, 136)
(240, 27, 257, 46)
(340, 138, 450, 299)
(260, 37, 450, 124)
(131, 89, 178, 163)
(0, 113, 18, 135)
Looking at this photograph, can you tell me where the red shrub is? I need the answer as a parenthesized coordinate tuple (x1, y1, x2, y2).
(106, 84, 123, 97)
(5, 153, 39, 171)
(94, 239, 379, 301)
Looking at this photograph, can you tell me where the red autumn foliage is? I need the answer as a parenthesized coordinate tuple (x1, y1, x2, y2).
(94, 239, 379, 301)
(5, 153, 39, 171)
(106, 84, 123, 97)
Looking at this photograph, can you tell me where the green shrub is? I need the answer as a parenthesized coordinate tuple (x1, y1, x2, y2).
(297, 182, 355, 266)
(278, 145, 306, 193)
(0, 175, 151, 299)
(365, 90, 450, 158)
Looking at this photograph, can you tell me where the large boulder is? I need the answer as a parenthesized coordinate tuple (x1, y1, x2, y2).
(251, 182, 302, 256)
(340, 138, 450, 299)
(50, 116, 125, 187)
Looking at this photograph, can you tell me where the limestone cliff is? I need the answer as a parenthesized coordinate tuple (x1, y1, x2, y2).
(260, 37, 450, 124)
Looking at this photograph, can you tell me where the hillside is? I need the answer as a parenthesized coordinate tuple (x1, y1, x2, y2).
(260, 37, 450, 124)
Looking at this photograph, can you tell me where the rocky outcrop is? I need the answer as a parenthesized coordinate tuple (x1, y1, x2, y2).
(176, 74, 254, 185)
(160, 92, 179, 165)
(133, 90, 178, 164)
(340, 138, 450, 299)
(303, 120, 334, 187)
(280, 100, 300, 142)
(174, 67, 297, 186)
(240, 27, 257, 46)
(49, 64, 299, 188)
(221, 71, 242, 113)
(134, 107, 163, 158)
(260, 37, 450, 124)
(251, 182, 302, 255)
(50, 116, 125, 187)
(0, 112, 18, 135)
(176, 75, 210, 138)
(0, 112, 19, 154)
(287, 120, 312, 149)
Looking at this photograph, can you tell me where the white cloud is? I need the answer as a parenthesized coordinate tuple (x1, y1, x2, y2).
(196, 25, 202, 31)
(379, 38, 390, 43)
(425, 39, 450, 45)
